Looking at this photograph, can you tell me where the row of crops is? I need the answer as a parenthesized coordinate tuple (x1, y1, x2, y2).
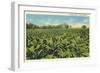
(26, 28, 89, 60)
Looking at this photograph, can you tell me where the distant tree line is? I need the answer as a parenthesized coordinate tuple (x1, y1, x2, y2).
(26, 23, 87, 29)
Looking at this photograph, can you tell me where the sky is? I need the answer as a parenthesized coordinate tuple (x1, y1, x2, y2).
(26, 14, 89, 26)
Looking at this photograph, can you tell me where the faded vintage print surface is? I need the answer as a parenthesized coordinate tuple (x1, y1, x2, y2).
(25, 12, 89, 60)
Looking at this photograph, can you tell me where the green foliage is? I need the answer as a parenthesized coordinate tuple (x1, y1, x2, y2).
(26, 28, 89, 60)
(82, 25, 87, 29)
(26, 23, 70, 29)
(26, 23, 39, 29)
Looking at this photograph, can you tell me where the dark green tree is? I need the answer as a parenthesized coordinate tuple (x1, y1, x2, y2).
(82, 25, 87, 29)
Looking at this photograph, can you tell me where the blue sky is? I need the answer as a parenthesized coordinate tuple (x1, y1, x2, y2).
(26, 14, 89, 26)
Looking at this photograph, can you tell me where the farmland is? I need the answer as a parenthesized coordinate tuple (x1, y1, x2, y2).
(26, 28, 89, 60)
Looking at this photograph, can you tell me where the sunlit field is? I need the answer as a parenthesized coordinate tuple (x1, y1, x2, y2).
(26, 28, 89, 60)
